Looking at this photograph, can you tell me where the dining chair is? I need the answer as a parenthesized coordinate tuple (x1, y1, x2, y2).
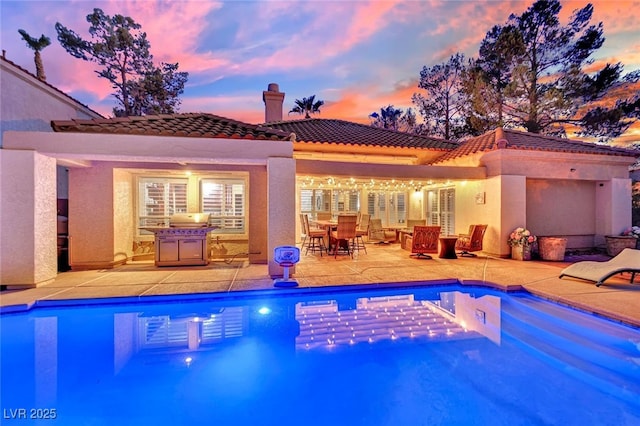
(299, 213, 308, 250)
(330, 215, 358, 258)
(353, 213, 370, 254)
(303, 214, 327, 256)
(316, 212, 332, 221)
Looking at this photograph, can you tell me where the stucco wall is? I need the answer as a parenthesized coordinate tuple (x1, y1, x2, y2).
(595, 178, 633, 245)
(0, 59, 100, 146)
(449, 175, 526, 257)
(114, 169, 134, 263)
(1, 60, 102, 284)
(453, 180, 498, 253)
(248, 167, 268, 264)
(408, 191, 424, 220)
(0, 150, 57, 286)
(267, 157, 297, 276)
(526, 179, 596, 248)
(69, 163, 117, 269)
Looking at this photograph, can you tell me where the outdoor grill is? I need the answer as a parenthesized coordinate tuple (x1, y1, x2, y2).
(143, 213, 217, 266)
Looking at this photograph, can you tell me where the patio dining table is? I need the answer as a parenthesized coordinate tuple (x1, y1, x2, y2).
(310, 219, 338, 251)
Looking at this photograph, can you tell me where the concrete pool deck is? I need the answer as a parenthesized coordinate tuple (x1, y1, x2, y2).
(1, 243, 639, 328)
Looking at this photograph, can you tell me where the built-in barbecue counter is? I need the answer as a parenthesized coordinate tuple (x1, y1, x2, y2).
(141, 213, 217, 266)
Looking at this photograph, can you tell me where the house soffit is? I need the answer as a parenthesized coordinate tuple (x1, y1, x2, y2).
(3, 131, 293, 168)
(296, 159, 486, 190)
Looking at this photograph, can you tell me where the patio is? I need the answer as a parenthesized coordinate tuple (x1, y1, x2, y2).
(1, 243, 639, 328)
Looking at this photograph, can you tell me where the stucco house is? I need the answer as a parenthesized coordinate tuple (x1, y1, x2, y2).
(1, 57, 637, 288)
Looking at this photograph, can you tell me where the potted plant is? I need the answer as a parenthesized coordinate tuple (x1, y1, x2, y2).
(508, 227, 537, 260)
(604, 226, 640, 256)
(621, 226, 640, 244)
(538, 236, 568, 261)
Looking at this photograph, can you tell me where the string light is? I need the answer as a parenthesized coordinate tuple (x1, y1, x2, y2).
(296, 175, 449, 192)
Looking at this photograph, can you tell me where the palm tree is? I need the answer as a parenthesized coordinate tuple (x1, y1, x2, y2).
(18, 29, 51, 81)
(289, 95, 324, 118)
(370, 105, 403, 130)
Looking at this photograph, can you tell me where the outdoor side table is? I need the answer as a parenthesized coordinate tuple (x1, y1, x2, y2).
(438, 236, 459, 259)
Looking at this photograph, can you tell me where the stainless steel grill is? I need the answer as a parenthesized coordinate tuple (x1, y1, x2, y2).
(169, 213, 211, 228)
(143, 213, 216, 266)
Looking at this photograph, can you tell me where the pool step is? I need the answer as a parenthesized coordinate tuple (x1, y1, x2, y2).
(499, 295, 640, 402)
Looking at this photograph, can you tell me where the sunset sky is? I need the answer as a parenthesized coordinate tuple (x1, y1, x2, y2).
(2, 0, 639, 145)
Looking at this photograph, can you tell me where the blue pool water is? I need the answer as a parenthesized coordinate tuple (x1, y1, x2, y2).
(1, 284, 639, 425)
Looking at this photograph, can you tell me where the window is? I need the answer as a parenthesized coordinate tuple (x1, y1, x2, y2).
(426, 188, 455, 235)
(332, 190, 359, 215)
(367, 191, 406, 226)
(201, 178, 246, 234)
(136, 174, 247, 237)
(138, 177, 188, 230)
(300, 189, 332, 219)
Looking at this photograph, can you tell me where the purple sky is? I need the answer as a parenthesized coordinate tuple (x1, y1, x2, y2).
(2, 0, 639, 144)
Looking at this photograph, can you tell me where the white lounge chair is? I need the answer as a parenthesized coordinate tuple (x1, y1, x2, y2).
(559, 248, 640, 287)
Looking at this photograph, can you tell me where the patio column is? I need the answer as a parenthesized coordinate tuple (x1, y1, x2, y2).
(0, 150, 57, 287)
(595, 178, 632, 245)
(267, 157, 296, 277)
(67, 163, 126, 270)
(486, 175, 527, 257)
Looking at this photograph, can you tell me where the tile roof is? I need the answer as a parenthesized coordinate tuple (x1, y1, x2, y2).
(51, 113, 291, 140)
(1, 55, 103, 118)
(262, 118, 459, 150)
(432, 128, 638, 163)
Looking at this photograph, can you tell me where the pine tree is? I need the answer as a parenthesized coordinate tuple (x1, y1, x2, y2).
(55, 8, 188, 117)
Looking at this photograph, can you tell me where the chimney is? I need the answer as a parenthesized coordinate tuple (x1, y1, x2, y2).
(263, 83, 285, 123)
(494, 127, 508, 149)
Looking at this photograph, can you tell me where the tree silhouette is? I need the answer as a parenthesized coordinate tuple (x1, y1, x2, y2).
(289, 95, 324, 118)
(55, 8, 187, 117)
(18, 29, 51, 81)
(412, 53, 468, 140)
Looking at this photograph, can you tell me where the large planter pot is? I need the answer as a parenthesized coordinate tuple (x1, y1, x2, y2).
(538, 237, 567, 261)
(604, 235, 637, 257)
(511, 245, 531, 261)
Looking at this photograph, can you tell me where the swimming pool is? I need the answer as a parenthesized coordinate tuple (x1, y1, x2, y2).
(1, 284, 639, 425)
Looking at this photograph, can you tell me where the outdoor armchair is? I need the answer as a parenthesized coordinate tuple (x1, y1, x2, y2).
(456, 224, 488, 257)
(368, 219, 396, 244)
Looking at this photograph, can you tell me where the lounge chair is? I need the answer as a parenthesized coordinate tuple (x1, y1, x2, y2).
(559, 248, 640, 287)
(368, 219, 396, 244)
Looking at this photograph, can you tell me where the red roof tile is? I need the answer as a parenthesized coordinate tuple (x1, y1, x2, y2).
(432, 128, 638, 163)
(263, 118, 459, 150)
(51, 113, 291, 141)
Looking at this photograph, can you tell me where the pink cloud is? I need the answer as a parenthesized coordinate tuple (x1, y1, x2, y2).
(561, 0, 640, 34)
(316, 80, 422, 125)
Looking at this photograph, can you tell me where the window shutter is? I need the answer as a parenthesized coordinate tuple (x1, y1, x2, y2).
(139, 178, 188, 227)
(201, 180, 246, 233)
